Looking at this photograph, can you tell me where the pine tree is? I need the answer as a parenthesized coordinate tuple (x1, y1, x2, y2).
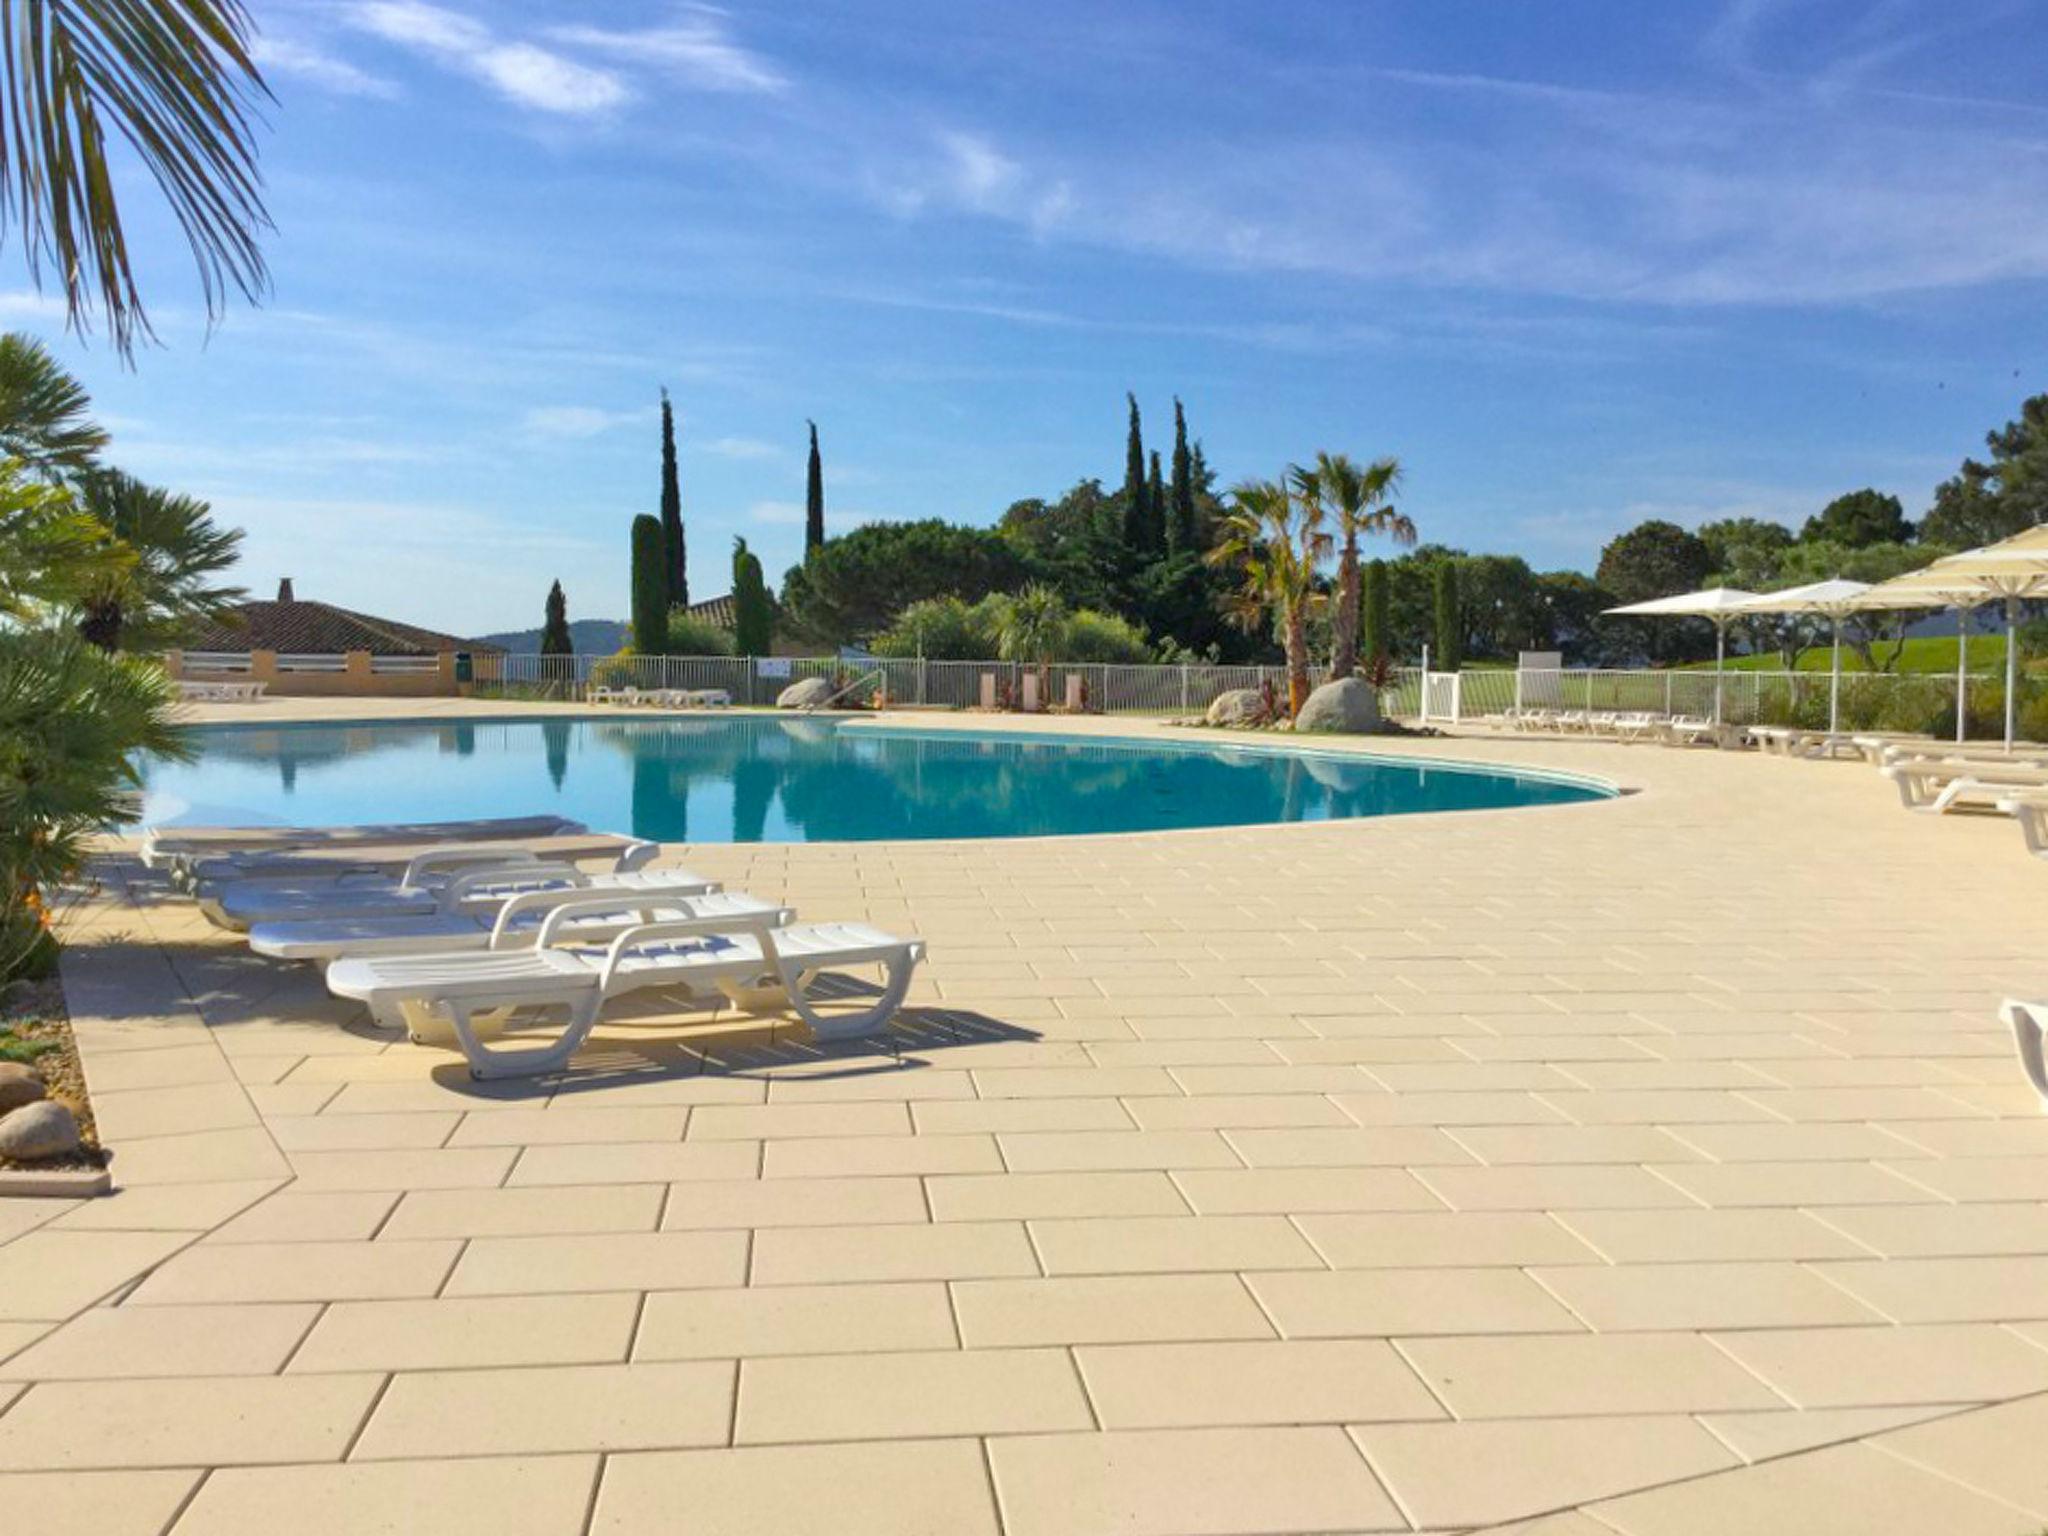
(1120, 392, 1149, 551)
(1168, 397, 1195, 552)
(804, 419, 825, 556)
(1432, 561, 1461, 672)
(659, 389, 686, 606)
(732, 537, 774, 657)
(630, 514, 668, 656)
(1363, 559, 1391, 666)
(540, 580, 573, 655)
(1146, 450, 1166, 552)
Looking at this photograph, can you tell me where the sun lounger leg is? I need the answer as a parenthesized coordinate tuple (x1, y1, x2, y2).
(777, 950, 919, 1042)
(445, 992, 602, 1079)
(1998, 1002, 2048, 1113)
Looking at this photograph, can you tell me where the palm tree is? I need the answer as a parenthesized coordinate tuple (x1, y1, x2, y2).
(0, 1, 270, 356)
(0, 334, 108, 474)
(993, 584, 1071, 700)
(74, 470, 244, 651)
(0, 461, 118, 617)
(1295, 453, 1412, 679)
(1208, 478, 1330, 718)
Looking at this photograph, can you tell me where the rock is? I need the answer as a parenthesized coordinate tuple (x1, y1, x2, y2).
(775, 676, 835, 710)
(1206, 688, 1269, 727)
(0, 1099, 80, 1161)
(0, 1061, 45, 1113)
(1294, 677, 1382, 734)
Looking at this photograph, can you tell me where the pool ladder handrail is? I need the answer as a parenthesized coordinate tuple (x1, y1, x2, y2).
(802, 667, 886, 713)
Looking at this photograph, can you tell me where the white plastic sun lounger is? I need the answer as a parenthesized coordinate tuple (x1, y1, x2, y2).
(201, 842, 662, 929)
(1995, 795, 2048, 860)
(326, 903, 927, 1077)
(174, 830, 645, 891)
(141, 814, 586, 871)
(1997, 1001, 2048, 1112)
(1882, 760, 2048, 814)
(247, 881, 779, 965)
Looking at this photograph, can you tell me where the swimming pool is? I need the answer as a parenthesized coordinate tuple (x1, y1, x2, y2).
(139, 716, 1613, 843)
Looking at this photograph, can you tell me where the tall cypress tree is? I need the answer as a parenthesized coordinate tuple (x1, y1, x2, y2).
(732, 537, 774, 657)
(630, 514, 668, 656)
(658, 388, 686, 607)
(1120, 392, 1149, 551)
(1363, 559, 1390, 665)
(1146, 450, 1166, 552)
(804, 419, 825, 556)
(540, 580, 573, 656)
(1168, 397, 1195, 553)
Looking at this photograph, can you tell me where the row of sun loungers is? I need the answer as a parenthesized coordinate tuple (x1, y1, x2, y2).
(176, 679, 267, 702)
(586, 686, 733, 708)
(139, 814, 925, 1079)
(1487, 708, 1735, 747)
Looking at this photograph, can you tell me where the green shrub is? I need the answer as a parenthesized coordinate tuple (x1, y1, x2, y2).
(665, 611, 735, 656)
(1062, 608, 1154, 663)
(870, 596, 993, 660)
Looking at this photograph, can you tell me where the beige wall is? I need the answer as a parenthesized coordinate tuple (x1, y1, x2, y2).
(165, 649, 479, 698)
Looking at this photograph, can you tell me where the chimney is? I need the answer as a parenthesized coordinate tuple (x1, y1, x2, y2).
(277, 577, 295, 603)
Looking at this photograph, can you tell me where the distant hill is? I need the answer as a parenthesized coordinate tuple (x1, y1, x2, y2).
(472, 618, 628, 655)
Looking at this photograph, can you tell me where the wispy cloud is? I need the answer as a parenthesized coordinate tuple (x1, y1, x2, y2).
(345, 2, 628, 115)
(0, 289, 67, 321)
(521, 405, 647, 438)
(549, 9, 785, 95)
(251, 35, 400, 99)
(698, 436, 779, 459)
(747, 500, 804, 525)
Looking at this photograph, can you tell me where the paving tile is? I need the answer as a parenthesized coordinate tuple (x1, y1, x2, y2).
(1712, 1322, 2048, 1408)
(1811, 1201, 2048, 1258)
(1414, 1164, 1698, 1211)
(290, 1292, 640, 1372)
(1397, 1331, 1787, 1418)
(1701, 1405, 1954, 1463)
(1663, 1122, 1927, 1162)
(989, 1425, 1403, 1536)
(1881, 1157, 2048, 1202)
(744, 1215, 1037, 1283)
(0, 1231, 194, 1322)
(505, 1139, 761, 1186)
(1333, 1089, 1571, 1125)
(284, 1146, 516, 1191)
(1356, 1415, 1739, 1530)
(658, 1174, 928, 1230)
(1875, 1394, 2048, 1519)
(1447, 1124, 1704, 1165)
(444, 1230, 749, 1296)
(997, 1129, 1242, 1172)
(1126, 1094, 1352, 1129)
(1531, 1260, 1884, 1331)
(1651, 1160, 1936, 1207)
(1298, 1211, 1602, 1269)
(380, 1183, 664, 1239)
(2, 1302, 317, 1380)
(1076, 1339, 1443, 1427)
(1170, 1167, 1443, 1214)
(0, 1469, 202, 1536)
(1223, 1125, 1473, 1167)
(1535, 1089, 1777, 1124)
(953, 1274, 1275, 1347)
(911, 1096, 1134, 1134)
(176, 1454, 599, 1536)
(738, 1346, 1091, 1443)
(761, 1132, 1002, 1177)
(1588, 1441, 2030, 1536)
(1248, 1267, 1582, 1338)
(635, 1281, 957, 1359)
(686, 1101, 909, 1139)
(0, 1372, 381, 1469)
(203, 1190, 398, 1244)
(928, 1170, 1187, 1220)
(1815, 1256, 2048, 1323)
(1030, 1214, 1323, 1275)
(1555, 1207, 1872, 1263)
(354, 1360, 734, 1458)
(126, 1238, 459, 1304)
(48, 1179, 279, 1234)
(595, 1438, 999, 1536)
(265, 1111, 458, 1151)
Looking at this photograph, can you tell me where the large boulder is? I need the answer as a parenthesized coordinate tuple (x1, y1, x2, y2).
(1294, 677, 1382, 734)
(775, 676, 835, 710)
(1206, 688, 1269, 727)
(0, 1061, 44, 1113)
(0, 1099, 80, 1161)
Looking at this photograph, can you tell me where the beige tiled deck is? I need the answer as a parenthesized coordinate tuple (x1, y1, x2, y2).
(5, 706, 2048, 1533)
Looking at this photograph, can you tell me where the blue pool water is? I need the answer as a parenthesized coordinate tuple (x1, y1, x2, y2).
(138, 717, 1612, 843)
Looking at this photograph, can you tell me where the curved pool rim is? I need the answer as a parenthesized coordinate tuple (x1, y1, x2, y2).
(144, 708, 1625, 846)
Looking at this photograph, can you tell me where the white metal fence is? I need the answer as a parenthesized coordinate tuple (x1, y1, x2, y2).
(474, 653, 2008, 733)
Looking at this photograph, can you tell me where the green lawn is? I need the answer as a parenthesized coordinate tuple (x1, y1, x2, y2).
(1682, 634, 2027, 675)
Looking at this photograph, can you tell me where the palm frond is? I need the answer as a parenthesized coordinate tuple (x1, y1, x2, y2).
(0, 329, 105, 470)
(0, 0, 271, 357)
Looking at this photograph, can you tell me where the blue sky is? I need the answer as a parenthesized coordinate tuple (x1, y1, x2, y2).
(23, 0, 2048, 636)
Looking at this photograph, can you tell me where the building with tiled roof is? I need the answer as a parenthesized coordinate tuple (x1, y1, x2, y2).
(183, 578, 503, 657)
